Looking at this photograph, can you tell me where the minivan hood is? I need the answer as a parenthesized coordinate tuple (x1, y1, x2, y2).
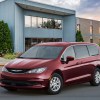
(5, 58, 54, 69)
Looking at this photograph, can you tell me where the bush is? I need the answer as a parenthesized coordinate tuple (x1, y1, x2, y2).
(76, 30, 84, 42)
(0, 20, 13, 55)
(98, 43, 100, 46)
(3, 53, 17, 59)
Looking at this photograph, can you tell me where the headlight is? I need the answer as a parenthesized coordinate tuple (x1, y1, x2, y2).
(2, 67, 8, 72)
(27, 67, 47, 74)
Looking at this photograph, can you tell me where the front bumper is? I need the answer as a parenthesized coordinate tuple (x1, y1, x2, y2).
(0, 79, 47, 89)
(0, 72, 50, 89)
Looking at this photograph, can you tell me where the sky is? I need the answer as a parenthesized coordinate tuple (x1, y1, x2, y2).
(0, 0, 100, 21)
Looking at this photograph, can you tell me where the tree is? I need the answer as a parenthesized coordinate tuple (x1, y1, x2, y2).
(0, 20, 12, 54)
(41, 19, 61, 29)
(76, 30, 84, 42)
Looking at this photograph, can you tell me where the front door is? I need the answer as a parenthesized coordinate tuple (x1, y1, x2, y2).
(62, 45, 91, 84)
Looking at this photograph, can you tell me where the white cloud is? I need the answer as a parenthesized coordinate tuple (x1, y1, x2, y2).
(64, 0, 80, 6)
(0, 0, 4, 2)
(29, 0, 100, 20)
(29, 0, 53, 4)
(29, 0, 80, 9)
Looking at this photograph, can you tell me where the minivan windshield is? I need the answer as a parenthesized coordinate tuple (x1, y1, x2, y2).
(20, 46, 63, 59)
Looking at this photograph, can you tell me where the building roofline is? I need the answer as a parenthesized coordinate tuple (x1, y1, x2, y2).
(27, 0, 75, 13)
(77, 17, 100, 22)
(15, 0, 75, 15)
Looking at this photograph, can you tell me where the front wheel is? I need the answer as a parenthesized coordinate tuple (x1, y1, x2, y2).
(47, 73, 63, 95)
(90, 68, 100, 86)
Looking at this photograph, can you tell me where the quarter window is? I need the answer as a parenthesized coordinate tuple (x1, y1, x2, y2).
(74, 45, 89, 59)
(87, 45, 99, 56)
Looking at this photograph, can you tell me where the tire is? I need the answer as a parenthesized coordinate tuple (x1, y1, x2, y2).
(4, 87, 17, 92)
(90, 68, 100, 86)
(47, 73, 63, 95)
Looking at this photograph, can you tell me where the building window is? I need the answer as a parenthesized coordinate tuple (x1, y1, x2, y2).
(77, 24, 80, 31)
(32, 17, 37, 27)
(99, 27, 100, 34)
(90, 20, 93, 25)
(25, 38, 62, 50)
(90, 36, 93, 43)
(90, 39, 93, 43)
(90, 25, 93, 35)
(38, 17, 43, 28)
(25, 16, 32, 27)
(42, 18, 48, 28)
(25, 38, 32, 50)
(57, 20, 62, 29)
(25, 15, 62, 29)
(90, 25, 93, 43)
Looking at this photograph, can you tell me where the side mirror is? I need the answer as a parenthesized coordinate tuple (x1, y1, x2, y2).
(66, 56, 74, 63)
(61, 58, 65, 64)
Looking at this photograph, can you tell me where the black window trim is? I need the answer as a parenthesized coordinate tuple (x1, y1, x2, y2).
(61, 44, 92, 60)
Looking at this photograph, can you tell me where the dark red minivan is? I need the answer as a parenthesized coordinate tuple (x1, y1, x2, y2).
(0, 42, 100, 95)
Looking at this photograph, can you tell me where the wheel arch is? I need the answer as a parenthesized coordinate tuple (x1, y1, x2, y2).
(96, 65, 100, 70)
(52, 69, 64, 82)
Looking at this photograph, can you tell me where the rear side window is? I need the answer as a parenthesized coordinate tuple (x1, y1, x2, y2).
(87, 45, 99, 56)
(74, 45, 89, 59)
(62, 46, 75, 61)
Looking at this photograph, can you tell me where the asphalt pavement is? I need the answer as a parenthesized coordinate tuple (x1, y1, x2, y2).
(0, 67, 100, 100)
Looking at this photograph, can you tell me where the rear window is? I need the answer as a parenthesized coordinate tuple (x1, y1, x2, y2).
(74, 45, 89, 59)
(87, 45, 99, 56)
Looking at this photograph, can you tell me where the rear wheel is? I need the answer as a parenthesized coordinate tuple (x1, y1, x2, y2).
(47, 73, 63, 95)
(90, 68, 100, 86)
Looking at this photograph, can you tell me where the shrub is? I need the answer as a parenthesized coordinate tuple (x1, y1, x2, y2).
(3, 53, 17, 59)
(76, 30, 84, 42)
(98, 43, 100, 46)
(0, 20, 13, 55)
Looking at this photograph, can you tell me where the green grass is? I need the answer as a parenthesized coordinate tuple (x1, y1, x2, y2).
(3, 53, 17, 60)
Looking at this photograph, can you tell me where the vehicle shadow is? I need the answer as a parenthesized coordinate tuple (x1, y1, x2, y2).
(1, 83, 95, 96)
(62, 83, 91, 92)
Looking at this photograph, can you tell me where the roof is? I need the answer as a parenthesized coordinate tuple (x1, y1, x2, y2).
(37, 42, 95, 47)
(15, 0, 75, 16)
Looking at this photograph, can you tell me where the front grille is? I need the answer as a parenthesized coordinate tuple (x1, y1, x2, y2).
(6, 68, 29, 74)
(1, 79, 39, 86)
